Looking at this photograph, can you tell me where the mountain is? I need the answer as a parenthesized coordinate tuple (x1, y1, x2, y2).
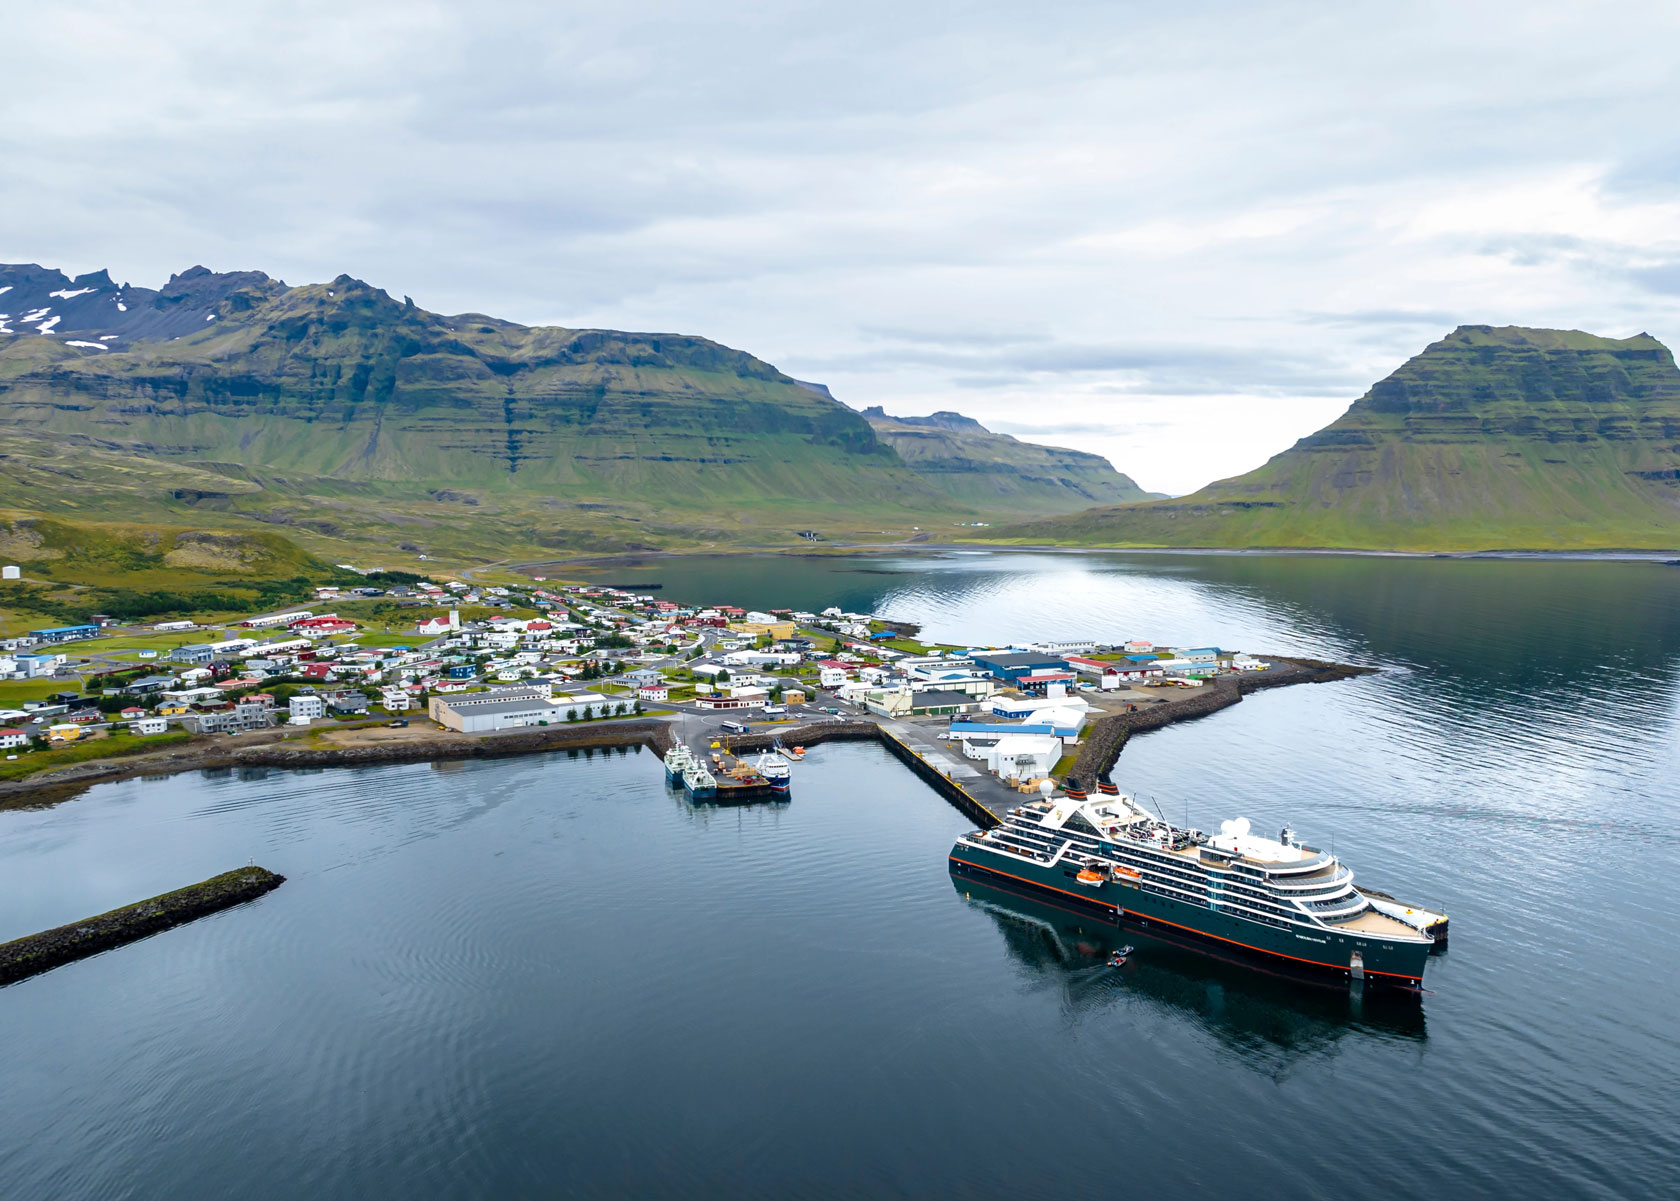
(0, 263, 990, 560)
(998, 326, 1680, 551)
(858, 405, 1158, 515)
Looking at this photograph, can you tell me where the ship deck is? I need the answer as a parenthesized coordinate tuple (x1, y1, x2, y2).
(1331, 908, 1425, 940)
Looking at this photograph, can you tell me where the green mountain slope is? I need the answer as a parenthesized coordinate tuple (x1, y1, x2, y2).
(998, 326, 1680, 551)
(857, 406, 1159, 515)
(0, 265, 976, 559)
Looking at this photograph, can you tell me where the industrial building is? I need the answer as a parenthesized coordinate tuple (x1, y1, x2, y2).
(959, 732, 1063, 782)
(28, 624, 101, 645)
(429, 689, 612, 732)
(968, 651, 1071, 683)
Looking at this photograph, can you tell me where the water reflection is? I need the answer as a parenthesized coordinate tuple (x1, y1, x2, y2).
(952, 875, 1427, 1069)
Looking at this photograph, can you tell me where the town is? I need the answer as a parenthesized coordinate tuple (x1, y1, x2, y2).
(0, 568, 1281, 805)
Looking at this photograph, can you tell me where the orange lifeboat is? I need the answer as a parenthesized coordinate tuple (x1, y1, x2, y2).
(1112, 865, 1142, 880)
(1075, 868, 1105, 886)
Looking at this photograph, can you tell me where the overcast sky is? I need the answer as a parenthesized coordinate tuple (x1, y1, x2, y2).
(7, 1, 1680, 494)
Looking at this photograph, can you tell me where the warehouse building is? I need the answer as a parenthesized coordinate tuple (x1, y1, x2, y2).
(969, 651, 1070, 683)
(429, 689, 613, 732)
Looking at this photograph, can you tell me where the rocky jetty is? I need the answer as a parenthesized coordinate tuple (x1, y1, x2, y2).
(0, 866, 285, 986)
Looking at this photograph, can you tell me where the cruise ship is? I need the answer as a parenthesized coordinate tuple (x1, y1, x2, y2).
(948, 781, 1445, 986)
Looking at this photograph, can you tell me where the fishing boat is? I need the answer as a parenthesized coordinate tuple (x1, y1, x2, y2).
(663, 741, 694, 784)
(682, 762, 718, 800)
(753, 751, 793, 794)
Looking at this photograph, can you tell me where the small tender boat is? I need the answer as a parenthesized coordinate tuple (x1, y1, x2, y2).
(1075, 867, 1105, 886)
(789, 746, 806, 761)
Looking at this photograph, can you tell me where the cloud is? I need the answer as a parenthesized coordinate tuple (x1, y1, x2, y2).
(1300, 309, 1462, 328)
(5, 1, 1680, 494)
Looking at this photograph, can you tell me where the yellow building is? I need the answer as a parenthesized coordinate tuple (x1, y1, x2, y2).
(46, 724, 85, 742)
(728, 620, 797, 641)
(783, 689, 807, 705)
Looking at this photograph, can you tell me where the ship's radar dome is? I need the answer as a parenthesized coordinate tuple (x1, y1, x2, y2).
(1039, 779, 1056, 797)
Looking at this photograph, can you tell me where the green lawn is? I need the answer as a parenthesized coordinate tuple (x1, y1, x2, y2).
(342, 632, 428, 649)
(73, 630, 213, 655)
(0, 679, 69, 709)
(0, 729, 194, 780)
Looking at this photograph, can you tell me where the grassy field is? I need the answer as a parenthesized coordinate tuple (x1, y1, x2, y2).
(341, 632, 428, 649)
(0, 679, 73, 709)
(71, 630, 216, 656)
(0, 729, 194, 781)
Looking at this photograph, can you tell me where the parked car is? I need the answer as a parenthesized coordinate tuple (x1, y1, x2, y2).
(387, 719, 409, 728)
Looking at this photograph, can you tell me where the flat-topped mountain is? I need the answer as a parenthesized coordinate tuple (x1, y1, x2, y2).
(999, 326, 1680, 550)
(0, 263, 1010, 556)
(860, 405, 1157, 514)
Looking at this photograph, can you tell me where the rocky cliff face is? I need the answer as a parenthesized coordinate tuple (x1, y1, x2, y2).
(861, 406, 1155, 515)
(999, 327, 1680, 550)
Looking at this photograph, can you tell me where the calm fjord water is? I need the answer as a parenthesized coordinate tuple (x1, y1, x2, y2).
(5, 551, 1679, 1200)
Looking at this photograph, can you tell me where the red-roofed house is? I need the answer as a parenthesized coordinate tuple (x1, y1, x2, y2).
(291, 616, 358, 635)
(0, 728, 28, 749)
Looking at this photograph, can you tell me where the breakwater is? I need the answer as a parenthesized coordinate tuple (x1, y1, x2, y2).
(874, 727, 998, 829)
(1070, 656, 1376, 783)
(0, 866, 285, 987)
(696, 720, 879, 755)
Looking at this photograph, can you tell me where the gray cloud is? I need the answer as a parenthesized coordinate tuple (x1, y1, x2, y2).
(5, 0, 1680, 495)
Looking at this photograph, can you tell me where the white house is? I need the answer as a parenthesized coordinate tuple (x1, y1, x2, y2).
(0, 727, 28, 749)
(289, 694, 326, 723)
(129, 716, 169, 736)
(637, 685, 669, 702)
(380, 687, 412, 711)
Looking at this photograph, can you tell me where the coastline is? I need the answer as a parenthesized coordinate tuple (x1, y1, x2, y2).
(531, 543, 1680, 581)
(0, 657, 1371, 813)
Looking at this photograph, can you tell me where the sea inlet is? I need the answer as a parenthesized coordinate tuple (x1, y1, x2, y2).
(3, 550, 1678, 1200)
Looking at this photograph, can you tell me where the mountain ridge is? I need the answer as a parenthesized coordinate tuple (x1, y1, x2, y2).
(859, 404, 1159, 513)
(994, 325, 1680, 551)
(0, 262, 1155, 559)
